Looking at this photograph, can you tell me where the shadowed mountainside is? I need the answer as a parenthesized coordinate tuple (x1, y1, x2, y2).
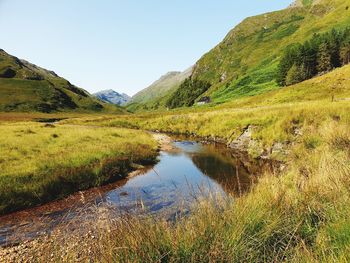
(0, 49, 123, 113)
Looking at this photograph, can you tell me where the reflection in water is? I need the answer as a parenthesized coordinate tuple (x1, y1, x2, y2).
(186, 142, 275, 196)
(191, 151, 253, 196)
(104, 151, 223, 215)
(103, 140, 269, 214)
(0, 138, 270, 247)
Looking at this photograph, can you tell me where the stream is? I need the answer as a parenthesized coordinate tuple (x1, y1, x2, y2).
(0, 136, 275, 247)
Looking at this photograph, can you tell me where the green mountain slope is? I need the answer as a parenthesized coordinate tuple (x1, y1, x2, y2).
(126, 67, 193, 112)
(167, 0, 350, 107)
(0, 49, 123, 113)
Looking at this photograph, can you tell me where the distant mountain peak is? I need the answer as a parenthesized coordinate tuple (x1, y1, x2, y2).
(95, 89, 117, 94)
(153, 71, 182, 84)
(93, 89, 130, 106)
(127, 66, 193, 111)
(163, 71, 182, 77)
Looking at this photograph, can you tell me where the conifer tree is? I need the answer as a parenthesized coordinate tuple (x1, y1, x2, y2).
(340, 43, 350, 65)
(285, 64, 302, 86)
(328, 29, 341, 68)
(317, 43, 332, 73)
(339, 29, 350, 66)
(278, 27, 350, 87)
(277, 45, 300, 86)
(299, 63, 308, 82)
(302, 41, 317, 78)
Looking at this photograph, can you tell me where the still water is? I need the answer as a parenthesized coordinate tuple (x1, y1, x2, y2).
(0, 137, 271, 246)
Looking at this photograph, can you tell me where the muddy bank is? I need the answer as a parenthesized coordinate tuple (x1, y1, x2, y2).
(151, 133, 180, 152)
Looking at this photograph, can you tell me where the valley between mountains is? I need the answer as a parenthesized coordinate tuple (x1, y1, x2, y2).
(0, 0, 350, 261)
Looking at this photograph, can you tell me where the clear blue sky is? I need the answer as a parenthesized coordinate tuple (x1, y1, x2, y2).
(0, 0, 292, 95)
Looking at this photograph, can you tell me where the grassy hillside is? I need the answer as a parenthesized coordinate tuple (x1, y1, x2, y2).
(64, 64, 350, 155)
(127, 67, 192, 112)
(167, 0, 350, 107)
(0, 49, 124, 113)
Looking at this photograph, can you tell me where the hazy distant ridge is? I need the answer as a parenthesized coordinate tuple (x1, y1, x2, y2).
(93, 90, 130, 106)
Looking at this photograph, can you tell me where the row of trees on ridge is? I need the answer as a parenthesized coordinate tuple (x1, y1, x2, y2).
(278, 28, 350, 86)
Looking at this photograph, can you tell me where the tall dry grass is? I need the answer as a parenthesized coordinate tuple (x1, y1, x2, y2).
(0, 122, 158, 214)
(19, 114, 350, 262)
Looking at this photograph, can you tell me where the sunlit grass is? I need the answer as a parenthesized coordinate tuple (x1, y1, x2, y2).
(64, 64, 350, 153)
(40, 69, 350, 261)
(0, 122, 158, 214)
(64, 101, 350, 155)
(1, 64, 350, 261)
(23, 121, 350, 262)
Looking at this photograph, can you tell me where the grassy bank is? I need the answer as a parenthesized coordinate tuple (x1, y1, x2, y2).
(12, 109, 350, 262)
(64, 101, 350, 161)
(0, 121, 158, 215)
(64, 65, 350, 155)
